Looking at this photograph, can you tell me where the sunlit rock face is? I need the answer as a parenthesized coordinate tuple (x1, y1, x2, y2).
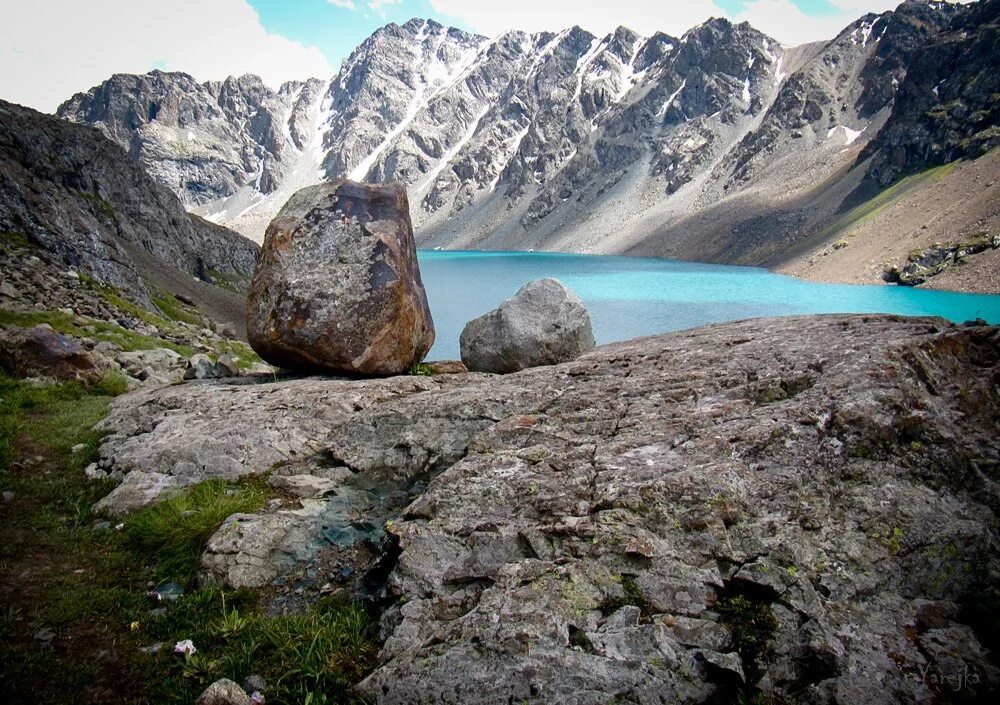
(246, 180, 434, 376)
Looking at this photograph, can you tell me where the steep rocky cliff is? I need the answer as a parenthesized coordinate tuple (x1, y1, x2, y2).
(0, 100, 259, 305)
(862, 0, 1000, 185)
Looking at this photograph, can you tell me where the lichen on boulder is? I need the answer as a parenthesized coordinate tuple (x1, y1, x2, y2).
(246, 180, 434, 376)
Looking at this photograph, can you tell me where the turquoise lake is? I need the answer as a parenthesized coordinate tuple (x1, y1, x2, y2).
(417, 250, 1000, 361)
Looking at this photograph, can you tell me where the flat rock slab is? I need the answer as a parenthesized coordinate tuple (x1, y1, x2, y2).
(91, 373, 464, 515)
(93, 315, 1000, 704)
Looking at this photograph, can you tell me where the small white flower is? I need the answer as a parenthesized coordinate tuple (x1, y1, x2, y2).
(173, 639, 197, 656)
(114, 523, 125, 531)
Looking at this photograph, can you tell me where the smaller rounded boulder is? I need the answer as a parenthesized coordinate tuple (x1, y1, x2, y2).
(460, 278, 595, 373)
(246, 180, 435, 376)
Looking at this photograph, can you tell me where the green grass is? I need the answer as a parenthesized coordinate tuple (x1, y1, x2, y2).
(715, 594, 779, 682)
(0, 371, 126, 475)
(408, 362, 435, 376)
(961, 124, 1000, 151)
(819, 162, 960, 243)
(124, 478, 269, 582)
(599, 575, 651, 617)
(83, 278, 181, 331)
(0, 230, 35, 250)
(149, 289, 205, 328)
(77, 191, 118, 223)
(215, 338, 263, 370)
(206, 268, 251, 295)
(0, 373, 377, 705)
(0, 308, 199, 358)
(137, 589, 375, 705)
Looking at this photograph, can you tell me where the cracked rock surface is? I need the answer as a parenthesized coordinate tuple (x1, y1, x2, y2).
(94, 315, 1000, 703)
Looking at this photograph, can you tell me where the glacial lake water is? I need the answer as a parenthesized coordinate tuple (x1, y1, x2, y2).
(418, 250, 1000, 361)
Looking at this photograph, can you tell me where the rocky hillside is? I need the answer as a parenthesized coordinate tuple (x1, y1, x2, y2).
(90, 314, 1000, 704)
(58, 1, 988, 258)
(57, 71, 326, 209)
(862, 0, 1000, 185)
(0, 100, 259, 310)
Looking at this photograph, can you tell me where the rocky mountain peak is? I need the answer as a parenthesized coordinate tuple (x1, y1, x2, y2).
(57, 0, 989, 256)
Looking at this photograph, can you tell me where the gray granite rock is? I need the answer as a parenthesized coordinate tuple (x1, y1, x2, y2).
(460, 278, 595, 373)
(91, 315, 1000, 704)
(194, 678, 251, 705)
(184, 353, 220, 380)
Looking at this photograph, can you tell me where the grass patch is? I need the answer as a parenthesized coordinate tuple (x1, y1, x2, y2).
(77, 191, 118, 223)
(149, 288, 205, 328)
(599, 575, 651, 618)
(0, 230, 35, 250)
(215, 338, 263, 370)
(1, 371, 125, 475)
(140, 589, 375, 704)
(0, 373, 377, 705)
(124, 478, 269, 582)
(83, 277, 176, 330)
(408, 362, 435, 376)
(715, 593, 779, 683)
(206, 268, 250, 295)
(819, 162, 960, 243)
(0, 308, 199, 358)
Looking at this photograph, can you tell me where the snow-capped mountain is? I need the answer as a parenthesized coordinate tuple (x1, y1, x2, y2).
(57, 1, 978, 254)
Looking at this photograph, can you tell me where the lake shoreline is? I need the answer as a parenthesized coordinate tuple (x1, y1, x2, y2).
(416, 250, 1000, 360)
(774, 246, 1000, 296)
(420, 247, 1000, 297)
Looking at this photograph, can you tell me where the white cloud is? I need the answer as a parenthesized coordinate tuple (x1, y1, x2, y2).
(429, 0, 726, 37)
(329, 0, 403, 16)
(826, 0, 900, 10)
(430, 0, 966, 45)
(367, 0, 404, 17)
(0, 0, 333, 114)
(733, 0, 900, 45)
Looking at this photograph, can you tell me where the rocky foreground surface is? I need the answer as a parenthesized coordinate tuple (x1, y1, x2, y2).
(91, 314, 999, 704)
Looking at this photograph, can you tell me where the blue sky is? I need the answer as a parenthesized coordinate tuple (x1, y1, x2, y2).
(246, 0, 899, 72)
(248, 0, 450, 70)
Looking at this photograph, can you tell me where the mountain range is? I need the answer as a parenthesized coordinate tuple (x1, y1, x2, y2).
(56, 0, 999, 277)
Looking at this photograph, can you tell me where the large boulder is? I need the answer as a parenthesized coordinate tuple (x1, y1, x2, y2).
(246, 180, 434, 376)
(460, 278, 595, 373)
(0, 324, 105, 384)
